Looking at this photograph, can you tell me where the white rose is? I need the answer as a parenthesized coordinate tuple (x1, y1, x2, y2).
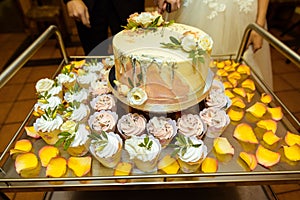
(35, 78, 54, 93)
(60, 120, 77, 134)
(198, 34, 213, 51)
(127, 87, 147, 106)
(135, 12, 154, 27)
(151, 11, 164, 25)
(181, 34, 197, 52)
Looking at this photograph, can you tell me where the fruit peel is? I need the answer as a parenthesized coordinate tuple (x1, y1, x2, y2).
(233, 123, 258, 144)
(68, 156, 92, 177)
(256, 145, 280, 167)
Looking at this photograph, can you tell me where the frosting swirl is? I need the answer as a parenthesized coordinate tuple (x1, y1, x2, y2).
(34, 96, 62, 112)
(70, 123, 90, 147)
(177, 114, 206, 138)
(199, 107, 230, 129)
(117, 113, 146, 137)
(90, 94, 116, 111)
(77, 72, 98, 87)
(66, 103, 90, 122)
(83, 61, 104, 74)
(56, 72, 76, 85)
(64, 88, 89, 103)
(125, 135, 161, 162)
(91, 132, 122, 158)
(176, 136, 207, 163)
(89, 80, 111, 96)
(88, 110, 118, 132)
(33, 114, 63, 133)
(206, 89, 231, 109)
(147, 116, 177, 140)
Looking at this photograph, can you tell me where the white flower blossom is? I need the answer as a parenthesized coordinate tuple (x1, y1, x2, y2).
(35, 78, 54, 93)
(198, 34, 213, 51)
(127, 87, 148, 106)
(181, 34, 197, 52)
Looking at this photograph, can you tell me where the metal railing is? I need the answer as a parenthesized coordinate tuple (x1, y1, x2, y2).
(0, 25, 68, 89)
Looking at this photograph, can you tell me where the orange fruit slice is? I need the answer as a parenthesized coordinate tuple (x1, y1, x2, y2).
(68, 156, 92, 177)
(256, 145, 280, 167)
(233, 123, 258, 144)
(239, 152, 257, 171)
(213, 137, 234, 155)
(201, 157, 218, 173)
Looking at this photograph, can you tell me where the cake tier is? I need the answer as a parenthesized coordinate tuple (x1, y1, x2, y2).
(112, 23, 213, 113)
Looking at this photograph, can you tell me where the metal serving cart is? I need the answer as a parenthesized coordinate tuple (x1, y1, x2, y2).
(0, 24, 299, 194)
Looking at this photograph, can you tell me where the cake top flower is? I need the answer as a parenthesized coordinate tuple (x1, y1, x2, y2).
(123, 11, 173, 30)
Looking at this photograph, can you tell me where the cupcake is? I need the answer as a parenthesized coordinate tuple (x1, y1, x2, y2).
(174, 135, 207, 173)
(206, 89, 231, 110)
(88, 110, 118, 133)
(35, 78, 63, 98)
(64, 84, 89, 104)
(125, 134, 161, 173)
(117, 113, 147, 139)
(199, 107, 230, 138)
(89, 131, 123, 168)
(33, 108, 64, 145)
(34, 96, 62, 115)
(83, 60, 104, 74)
(89, 80, 111, 97)
(63, 102, 90, 123)
(56, 71, 77, 90)
(76, 71, 98, 88)
(58, 121, 91, 156)
(147, 116, 177, 148)
(177, 114, 207, 139)
(90, 94, 116, 112)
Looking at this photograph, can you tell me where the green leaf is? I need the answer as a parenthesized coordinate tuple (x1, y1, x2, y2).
(55, 137, 65, 147)
(170, 36, 181, 45)
(58, 132, 71, 137)
(128, 78, 134, 88)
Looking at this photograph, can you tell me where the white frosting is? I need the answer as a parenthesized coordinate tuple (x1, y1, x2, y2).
(70, 123, 90, 147)
(64, 88, 89, 103)
(56, 72, 76, 85)
(117, 113, 146, 137)
(68, 103, 90, 122)
(199, 107, 230, 129)
(88, 110, 118, 132)
(48, 84, 63, 96)
(33, 114, 63, 132)
(125, 135, 161, 162)
(34, 96, 62, 112)
(83, 61, 104, 73)
(90, 94, 116, 111)
(147, 116, 177, 140)
(176, 136, 207, 162)
(206, 89, 231, 109)
(177, 114, 206, 138)
(89, 80, 111, 96)
(91, 132, 122, 158)
(77, 72, 98, 86)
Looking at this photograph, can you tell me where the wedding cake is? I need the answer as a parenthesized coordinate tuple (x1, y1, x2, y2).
(111, 11, 214, 113)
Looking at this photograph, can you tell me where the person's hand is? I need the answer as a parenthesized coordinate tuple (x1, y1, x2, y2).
(66, 0, 90, 28)
(247, 30, 263, 53)
(155, 0, 181, 14)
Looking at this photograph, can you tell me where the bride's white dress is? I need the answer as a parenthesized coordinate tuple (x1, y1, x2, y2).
(168, 0, 273, 88)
